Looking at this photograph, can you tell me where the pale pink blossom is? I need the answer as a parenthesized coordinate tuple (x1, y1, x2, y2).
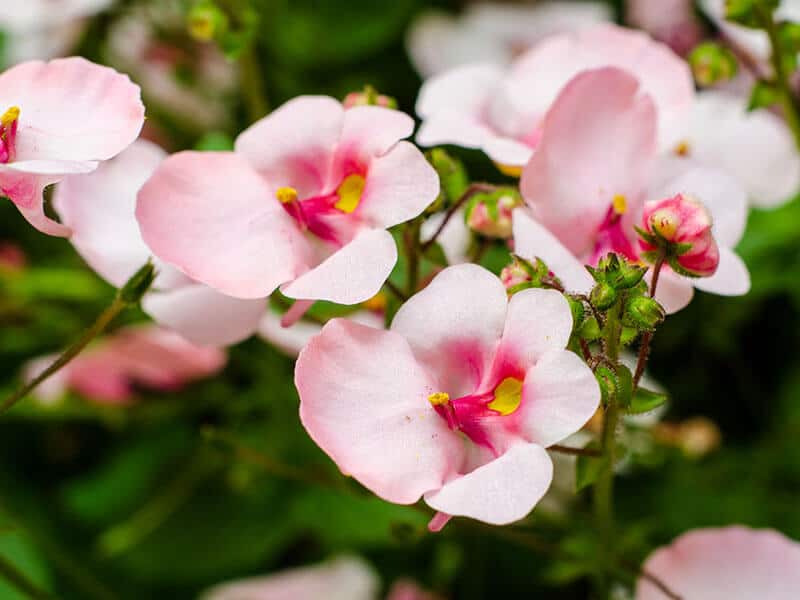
(54, 140, 265, 346)
(637, 526, 800, 599)
(137, 97, 439, 315)
(515, 68, 749, 314)
(296, 264, 599, 529)
(671, 91, 800, 208)
(416, 24, 693, 170)
(0, 0, 112, 65)
(24, 325, 226, 405)
(0, 57, 144, 236)
(640, 194, 720, 277)
(406, 1, 612, 77)
(626, 0, 703, 56)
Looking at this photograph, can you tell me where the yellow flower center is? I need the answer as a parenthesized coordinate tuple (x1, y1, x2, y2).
(651, 208, 679, 240)
(428, 392, 450, 407)
(612, 194, 627, 215)
(673, 140, 691, 157)
(334, 174, 365, 213)
(495, 163, 522, 178)
(487, 377, 523, 416)
(1, 106, 20, 127)
(276, 186, 299, 204)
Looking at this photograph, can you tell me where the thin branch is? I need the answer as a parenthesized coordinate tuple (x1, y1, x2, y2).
(0, 554, 56, 600)
(633, 253, 665, 388)
(550, 444, 601, 458)
(420, 183, 497, 253)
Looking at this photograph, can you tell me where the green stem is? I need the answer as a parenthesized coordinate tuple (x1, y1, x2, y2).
(761, 6, 800, 150)
(405, 219, 423, 296)
(633, 252, 666, 388)
(0, 554, 56, 600)
(593, 299, 623, 599)
(239, 48, 269, 123)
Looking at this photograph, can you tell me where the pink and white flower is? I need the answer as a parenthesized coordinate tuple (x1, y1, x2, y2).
(24, 324, 226, 405)
(406, 1, 612, 77)
(296, 263, 600, 529)
(636, 526, 800, 599)
(136, 96, 439, 316)
(0, 1, 112, 65)
(626, 0, 703, 56)
(54, 140, 265, 346)
(0, 57, 144, 236)
(671, 90, 800, 208)
(416, 24, 694, 171)
(515, 67, 749, 313)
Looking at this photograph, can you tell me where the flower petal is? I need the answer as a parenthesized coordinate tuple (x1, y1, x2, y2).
(281, 228, 397, 304)
(0, 57, 144, 161)
(391, 264, 508, 397)
(520, 67, 656, 257)
(142, 284, 264, 347)
(54, 139, 166, 287)
(297, 319, 462, 504)
(234, 95, 343, 198)
(637, 526, 800, 600)
(424, 443, 553, 525)
(512, 208, 594, 294)
(136, 151, 309, 299)
(0, 170, 69, 236)
(358, 141, 440, 228)
(652, 270, 694, 314)
(338, 105, 414, 163)
(518, 349, 600, 447)
(693, 247, 750, 297)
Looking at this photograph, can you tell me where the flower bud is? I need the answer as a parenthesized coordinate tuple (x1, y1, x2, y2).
(624, 295, 665, 331)
(343, 86, 397, 109)
(567, 296, 586, 328)
(500, 259, 532, 291)
(426, 148, 469, 208)
(689, 42, 738, 87)
(590, 281, 618, 310)
(187, 1, 228, 42)
(465, 189, 522, 239)
(638, 194, 720, 277)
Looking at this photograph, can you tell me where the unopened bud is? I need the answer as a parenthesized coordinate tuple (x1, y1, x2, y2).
(590, 281, 618, 310)
(689, 42, 738, 86)
(624, 295, 665, 331)
(188, 1, 228, 42)
(343, 86, 397, 109)
(426, 148, 469, 207)
(638, 194, 720, 277)
(465, 189, 522, 238)
(119, 261, 157, 304)
(654, 417, 721, 459)
(500, 259, 532, 291)
(567, 296, 586, 328)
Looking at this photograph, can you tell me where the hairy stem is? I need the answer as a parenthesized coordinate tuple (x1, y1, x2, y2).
(633, 253, 666, 388)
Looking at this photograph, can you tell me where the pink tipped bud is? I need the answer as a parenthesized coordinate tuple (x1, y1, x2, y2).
(343, 87, 397, 109)
(500, 260, 531, 290)
(639, 193, 720, 277)
(465, 191, 521, 239)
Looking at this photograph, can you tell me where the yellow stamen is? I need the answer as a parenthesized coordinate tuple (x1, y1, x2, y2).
(674, 140, 691, 157)
(612, 194, 627, 215)
(495, 163, 522, 178)
(651, 209, 679, 240)
(487, 377, 523, 416)
(362, 291, 387, 312)
(428, 392, 450, 407)
(334, 174, 366, 213)
(276, 186, 298, 204)
(1, 106, 20, 127)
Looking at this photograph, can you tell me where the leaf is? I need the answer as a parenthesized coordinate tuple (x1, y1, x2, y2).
(629, 387, 669, 415)
(748, 80, 780, 111)
(423, 242, 448, 267)
(194, 131, 234, 151)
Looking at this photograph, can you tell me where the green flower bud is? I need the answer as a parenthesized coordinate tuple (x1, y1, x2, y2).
(689, 42, 738, 87)
(567, 296, 586, 329)
(188, 1, 228, 42)
(119, 261, 157, 304)
(590, 281, 618, 310)
(624, 295, 666, 331)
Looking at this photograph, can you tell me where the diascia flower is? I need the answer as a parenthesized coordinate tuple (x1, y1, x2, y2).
(55, 140, 265, 346)
(636, 526, 800, 599)
(515, 67, 749, 313)
(296, 264, 599, 529)
(0, 57, 144, 236)
(24, 325, 226, 405)
(137, 96, 439, 316)
(416, 24, 693, 172)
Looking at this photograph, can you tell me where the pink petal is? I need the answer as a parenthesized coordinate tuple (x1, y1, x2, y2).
(509, 23, 693, 149)
(518, 349, 601, 447)
(652, 270, 694, 314)
(358, 141, 440, 228)
(520, 67, 656, 257)
(424, 443, 553, 525)
(512, 208, 594, 294)
(0, 57, 144, 162)
(54, 139, 167, 287)
(296, 319, 462, 504)
(390, 264, 508, 398)
(234, 96, 343, 198)
(496, 288, 574, 371)
(337, 105, 414, 164)
(202, 556, 379, 600)
(136, 151, 309, 299)
(685, 91, 800, 208)
(482, 136, 534, 167)
(281, 229, 397, 304)
(693, 247, 750, 297)
(637, 526, 800, 600)
(0, 170, 69, 236)
(142, 284, 265, 347)
(3, 160, 97, 175)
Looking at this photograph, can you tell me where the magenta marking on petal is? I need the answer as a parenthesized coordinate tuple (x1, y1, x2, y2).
(588, 204, 639, 265)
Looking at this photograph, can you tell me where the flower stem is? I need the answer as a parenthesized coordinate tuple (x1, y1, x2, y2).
(239, 48, 269, 123)
(0, 554, 55, 600)
(420, 183, 496, 253)
(633, 253, 666, 388)
(760, 5, 800, 150)
(0, 262, 155, 416)
(405, 218, 423, 297)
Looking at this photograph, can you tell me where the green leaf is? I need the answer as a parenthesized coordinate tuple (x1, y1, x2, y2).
(575, 442, 605, 492)
(748, 80, 781, 111)
(423, 242, 448, 267)
(194, 131, 234, 151)
(629, 387, 669, 414)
